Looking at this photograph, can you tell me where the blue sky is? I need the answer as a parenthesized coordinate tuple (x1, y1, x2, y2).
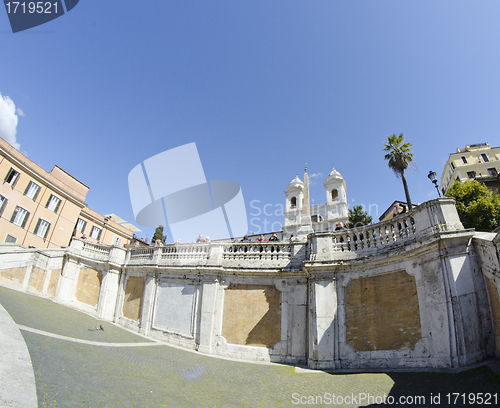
(1, 1, 500, 242)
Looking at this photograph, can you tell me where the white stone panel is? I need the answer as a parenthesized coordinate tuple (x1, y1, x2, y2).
(197, 280, 218, 354)
(449, 255, 475, 296)
(313, 281, 336, 361)
(290, 304, 307, 357)
(154, 282, 197, 336)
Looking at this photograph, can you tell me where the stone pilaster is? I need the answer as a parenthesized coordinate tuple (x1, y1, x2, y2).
(97, 269, 121, 321)
(197, 276, 219, 354)
(139, 275, 157, 336)
(308, 278, 338, 369)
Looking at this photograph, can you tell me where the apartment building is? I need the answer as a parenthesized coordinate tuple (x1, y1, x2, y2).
(440, 142, 500, 195)
(0, 137, 136, 248)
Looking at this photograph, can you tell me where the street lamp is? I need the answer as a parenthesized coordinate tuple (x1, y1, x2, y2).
(427, 171, 442, 197)
(99, 216, 111, 244)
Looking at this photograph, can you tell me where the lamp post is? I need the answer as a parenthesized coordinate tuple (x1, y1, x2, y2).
(427, 171, 442, 197)
(99, 215, 111, 244)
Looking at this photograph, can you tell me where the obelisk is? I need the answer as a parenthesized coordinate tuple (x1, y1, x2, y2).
(297, 164, 314, 239)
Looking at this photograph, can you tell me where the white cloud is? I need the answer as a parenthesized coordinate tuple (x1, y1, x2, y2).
(308, 172, 324, 186)
(0, 92, 21, 150)
(309, 172, 323, 179)
(16, 108, 25, 117)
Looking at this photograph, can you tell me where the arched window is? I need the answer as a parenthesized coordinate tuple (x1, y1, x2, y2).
(331, 189, 338, 201)
(291, 197, 297, 209)
(311, 215, 323, 223)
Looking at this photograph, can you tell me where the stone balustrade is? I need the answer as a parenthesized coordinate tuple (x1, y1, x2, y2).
(331, 212, 416, 253)
(70, 198, 465, 267)
(220, 242, 293, 268)
(158, 243, 211, 266)
(128, 247, 155, 265)
(80, 241, 111, 262)
(309, 198, 465, 261)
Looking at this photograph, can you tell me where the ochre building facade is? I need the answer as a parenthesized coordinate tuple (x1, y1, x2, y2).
(440, 142, 500, 195)
(0, 137, 135, 248)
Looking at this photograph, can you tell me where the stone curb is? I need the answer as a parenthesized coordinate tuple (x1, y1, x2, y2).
(0, 304, 37, 408)
(18, 325, 164, 348)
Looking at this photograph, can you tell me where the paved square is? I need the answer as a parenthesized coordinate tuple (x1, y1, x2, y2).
(1, 286, 499, 407)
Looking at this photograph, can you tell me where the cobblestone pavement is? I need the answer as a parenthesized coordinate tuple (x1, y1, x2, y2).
(1, 286, 499, 408)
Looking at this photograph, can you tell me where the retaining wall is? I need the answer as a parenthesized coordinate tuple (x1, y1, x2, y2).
(1, 198, 499, 370)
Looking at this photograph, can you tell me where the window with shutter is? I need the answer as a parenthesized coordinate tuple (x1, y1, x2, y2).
(4, 168, 20, 187)
(35, 219, 50, 239)
(21, 210, 30, 228)
(0, 195, 7, 217)
(76, 218, 87, 233)
(90, 226, 102, 240)
(11, 206, 29, 227)
(46, 194, 61, 212)
(24, 181, 40, 200)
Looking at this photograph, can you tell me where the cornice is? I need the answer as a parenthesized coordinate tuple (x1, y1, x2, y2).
(1, 149, 87, 208)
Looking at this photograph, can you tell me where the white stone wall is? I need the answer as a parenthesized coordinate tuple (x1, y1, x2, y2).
(0, 198, 498, 370)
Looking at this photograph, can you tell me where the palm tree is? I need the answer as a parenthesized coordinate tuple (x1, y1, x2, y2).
(383, 134, 414, 210)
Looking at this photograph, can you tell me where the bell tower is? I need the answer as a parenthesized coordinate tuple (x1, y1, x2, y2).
(283, 175, 303, 238)
(323, 166, 348, 229)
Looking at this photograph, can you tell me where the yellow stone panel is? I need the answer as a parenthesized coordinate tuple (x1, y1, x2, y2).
(122, 276, 145, 321)
(47, 270, 60, 297)
(75, 268, 102, 306)
(28, 267, 46, 293)
(0, 267, 26, 288)
(345, 270, 422, 351)
(222, 284, 281, 348)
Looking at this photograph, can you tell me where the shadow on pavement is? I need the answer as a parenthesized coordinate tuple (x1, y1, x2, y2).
(361, 366, 500, 407)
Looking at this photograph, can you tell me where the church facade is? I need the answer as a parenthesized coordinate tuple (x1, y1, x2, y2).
(283, 166, 349, 239)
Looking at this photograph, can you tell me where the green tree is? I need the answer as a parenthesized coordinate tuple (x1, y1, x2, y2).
(348, 205, 373, 229)
(152, 225, 167, 244)
(383, 134, 414, 210)
(445, 180, 500, 232)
